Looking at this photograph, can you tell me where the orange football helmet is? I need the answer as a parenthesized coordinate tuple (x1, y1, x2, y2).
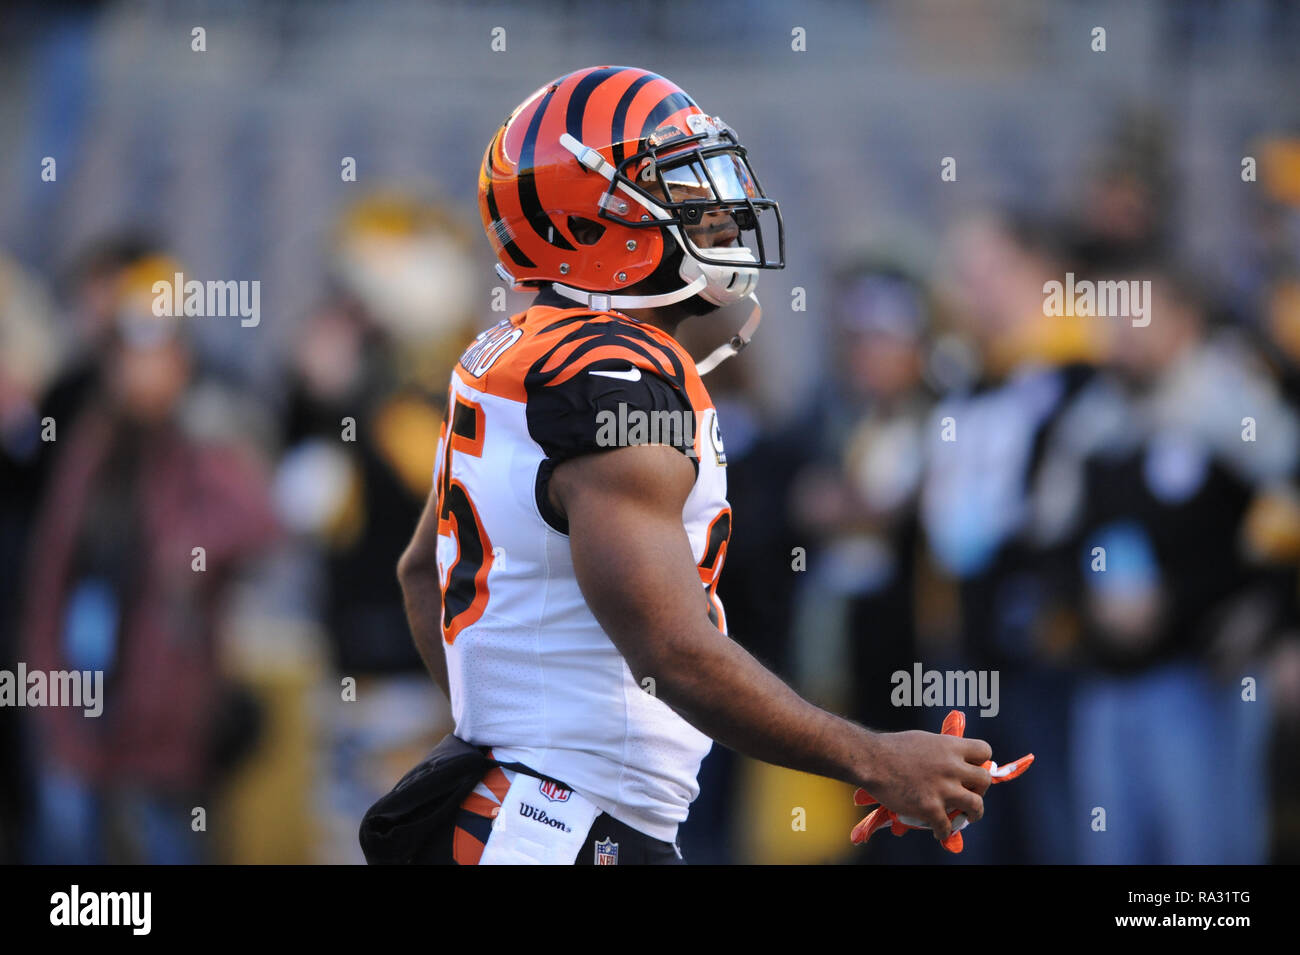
(477, 66, 784, 315)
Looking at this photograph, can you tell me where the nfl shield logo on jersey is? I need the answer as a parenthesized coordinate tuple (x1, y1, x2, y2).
(594, 837, 619, 865)
(538, 779, 571, 802)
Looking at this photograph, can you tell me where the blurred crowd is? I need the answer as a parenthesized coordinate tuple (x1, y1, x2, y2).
(692, 118, 1300, 865)
(0, 193, 479, 863)
(3, 115, 1300, 864)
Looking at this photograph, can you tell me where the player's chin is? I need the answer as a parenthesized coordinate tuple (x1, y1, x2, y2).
(702, 232, 741, 250)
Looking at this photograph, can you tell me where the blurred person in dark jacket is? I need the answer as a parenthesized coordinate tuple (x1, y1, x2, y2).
(1066, 107, 1171, 277)
(35, 234, 163, 487)
(785, 260, 933, 734)
(272, 193, 480, 861)
(1064, 269, 1296, 863)
(20, 260, 277, 863)
(919, 211, 1109, 864)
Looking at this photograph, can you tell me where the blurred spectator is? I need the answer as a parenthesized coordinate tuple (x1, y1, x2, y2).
(1066, 107, 1172, 276)
(35, 234, 163, 482)
(20, 260, 277, 863)
(272, 193, 478, 861)
(0, 253, 59, 862)
(1064, 269, 1296, 863)
(785, 259, 934, 732)
(784, 258, 938, 864)
(920, 211, 1106, 864)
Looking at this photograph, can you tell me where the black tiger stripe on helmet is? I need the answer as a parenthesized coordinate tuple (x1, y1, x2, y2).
(479, 66, 704, 294)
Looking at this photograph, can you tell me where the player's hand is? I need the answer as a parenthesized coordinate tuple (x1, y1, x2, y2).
(860, 728, 993, 841)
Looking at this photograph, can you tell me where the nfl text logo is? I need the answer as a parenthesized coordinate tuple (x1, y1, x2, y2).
(594, 837, 619, 865)
(538, 779, 571, 802)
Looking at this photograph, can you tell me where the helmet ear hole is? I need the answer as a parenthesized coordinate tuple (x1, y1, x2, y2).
(567, 216, 606, 246)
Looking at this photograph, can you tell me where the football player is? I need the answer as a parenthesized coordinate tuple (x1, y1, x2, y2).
(393, 66, 993, 864)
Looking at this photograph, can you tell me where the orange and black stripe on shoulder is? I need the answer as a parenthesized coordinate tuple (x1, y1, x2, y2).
(523, 315, 693, 399)
(524, 316, 704, 532)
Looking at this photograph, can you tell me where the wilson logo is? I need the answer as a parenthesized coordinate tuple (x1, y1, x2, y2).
(519, 802, 572, 832)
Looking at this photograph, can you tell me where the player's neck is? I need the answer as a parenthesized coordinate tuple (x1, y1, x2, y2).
(534, 285, 691, 339)
(618, 304, 685, 339)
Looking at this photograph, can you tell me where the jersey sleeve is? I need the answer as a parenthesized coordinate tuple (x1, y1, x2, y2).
(520, 314, 703, 532)
(526, 359, 699, 467)
(526, 354, 699, 534)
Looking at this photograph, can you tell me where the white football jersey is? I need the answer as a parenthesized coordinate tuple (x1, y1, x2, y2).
(433, 288, 731, 841)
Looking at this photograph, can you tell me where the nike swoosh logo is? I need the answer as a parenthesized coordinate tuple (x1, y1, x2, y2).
(589, 366, 641, 382)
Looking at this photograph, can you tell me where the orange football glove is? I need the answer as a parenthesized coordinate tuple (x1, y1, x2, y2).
(850, 709, 1033, 854)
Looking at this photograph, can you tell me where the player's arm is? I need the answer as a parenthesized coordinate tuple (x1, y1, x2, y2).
(397, 486, 450, 699)
(551, 443, 992, 839)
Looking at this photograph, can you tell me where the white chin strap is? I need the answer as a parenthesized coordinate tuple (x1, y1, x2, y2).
(694, 293, 762, 376)
(549, 271, 708, 311)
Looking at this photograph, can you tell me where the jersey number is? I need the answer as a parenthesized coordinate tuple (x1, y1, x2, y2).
(437, 395, 493, 644)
